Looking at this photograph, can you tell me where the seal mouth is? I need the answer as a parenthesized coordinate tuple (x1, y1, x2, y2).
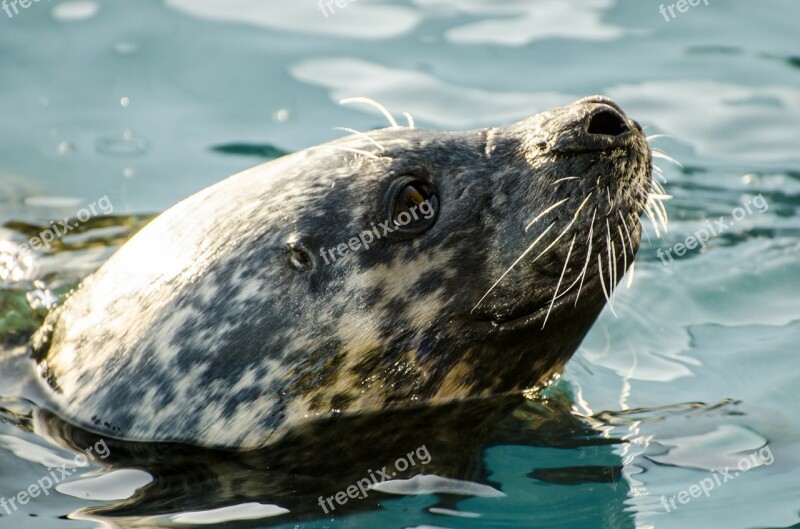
(492, 306, 549, 333)
(473, 289, 576, 335)
(490, 290, 591, 334)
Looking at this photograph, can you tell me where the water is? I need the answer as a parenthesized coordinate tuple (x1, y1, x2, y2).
(1, 0, 798, 527)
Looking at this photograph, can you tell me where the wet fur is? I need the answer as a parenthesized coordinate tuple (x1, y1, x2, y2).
(32, 96, 654, 448)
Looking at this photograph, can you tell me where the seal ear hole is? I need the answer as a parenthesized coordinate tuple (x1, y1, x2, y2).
(384, 176, 439, 239)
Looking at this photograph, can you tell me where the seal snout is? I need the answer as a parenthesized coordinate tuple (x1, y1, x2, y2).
(547, 97, 645, 154)
(586, 107, 631, 137)
(579, 96, 643, 135)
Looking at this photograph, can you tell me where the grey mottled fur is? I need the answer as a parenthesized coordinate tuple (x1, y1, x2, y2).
(33, 96, 651, 448)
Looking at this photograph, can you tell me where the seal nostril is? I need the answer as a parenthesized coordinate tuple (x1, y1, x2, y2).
(587, 109, 630, 137)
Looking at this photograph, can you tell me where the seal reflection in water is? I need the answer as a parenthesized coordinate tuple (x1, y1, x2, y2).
(37, 387, 632, 526)
(32, 96, 662, 449)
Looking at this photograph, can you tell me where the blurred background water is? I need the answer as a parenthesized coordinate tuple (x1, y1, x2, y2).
(1, 0, 799, 528)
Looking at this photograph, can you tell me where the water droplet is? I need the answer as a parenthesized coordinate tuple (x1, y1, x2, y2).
(741, 173, 757, 185)
(26, 288, 59, 311)
(57, 141, 76, 155)
(120, 97, 130, 108)
(274, 109, 290, 122)
(0, 241, 37, 284)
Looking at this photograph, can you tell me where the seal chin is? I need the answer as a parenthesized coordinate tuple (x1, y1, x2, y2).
(474, 286, 591, 335)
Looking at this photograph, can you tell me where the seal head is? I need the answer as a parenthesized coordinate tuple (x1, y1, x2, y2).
(33, 96, 651, 448)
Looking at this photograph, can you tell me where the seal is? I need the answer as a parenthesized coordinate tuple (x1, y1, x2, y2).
(31, 95, 658, 449)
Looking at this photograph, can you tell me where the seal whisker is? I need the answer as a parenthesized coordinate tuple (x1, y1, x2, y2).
(619, 210, 636, 258)
(653, 199, 670, 233)
(650, 187, 669, 204)
(597, 255, 617, 317)
(626, 261, 636, 289)
(339, 97, 399, 128)
(648, 196, 669, 232)
(643, 205, 661, 238)
(574, 209, 596, 306)
(554, 262, 587, 303)
(650, 177, 668, 197)
(320, 145, 384, 160)
(611, 239, 618, 302)
(650, 177, 668, 195)
(652, 150, 683, 169)
(475, 188, 593, 313)
(333, 127, 387, 151)
(524, 198, 569, 232)
(605, 221, 615, 302)
(652, 164, 668, 184)
(542, 234, 576, 329)
(647, 191, 669, 223)
(650, 179, 672, 200)
(403, 112, 415, 129)
(646, 134, 672, 143)
(471, 222, 556, 313)
(640, 220, 652, 244)
(550, 176, 580, 187)
(617, 224, 628, 280)
(530, 192, 594, 263)
(639, 191, 662, 237)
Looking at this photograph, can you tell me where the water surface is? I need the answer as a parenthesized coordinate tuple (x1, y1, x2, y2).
(1, 1, 798, 528)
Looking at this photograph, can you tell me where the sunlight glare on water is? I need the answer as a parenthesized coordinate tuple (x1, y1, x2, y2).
(1, 1, 798, 528)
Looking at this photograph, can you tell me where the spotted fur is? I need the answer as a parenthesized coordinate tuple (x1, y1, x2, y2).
(33, 96, 652, 448)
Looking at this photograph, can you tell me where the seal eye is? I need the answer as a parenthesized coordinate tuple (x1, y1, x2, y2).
(385, 177, 439, 238)
(287, 243, 313, 271)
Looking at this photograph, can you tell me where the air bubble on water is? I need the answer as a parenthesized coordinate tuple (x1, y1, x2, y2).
(57, 141, 76, 155)
(274, 109, 290, 122)
(123, 167, 135, 179)
(741, 173, 758, 185)
(120, 97, 130, 108)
